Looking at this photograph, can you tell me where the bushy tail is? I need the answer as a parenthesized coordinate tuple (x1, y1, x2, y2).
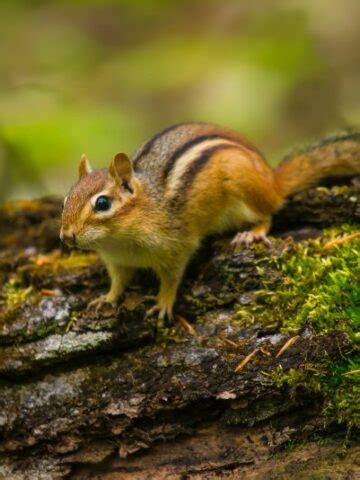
(274, 131, 360, 198)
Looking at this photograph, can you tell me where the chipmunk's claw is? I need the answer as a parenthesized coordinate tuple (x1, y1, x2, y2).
(230, 231, 272, 249)
(145, 303, 173, 328)
(87, 295, 117, 315)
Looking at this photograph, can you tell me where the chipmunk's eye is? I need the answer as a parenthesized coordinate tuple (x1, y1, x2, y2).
(94, 195, 112, 212)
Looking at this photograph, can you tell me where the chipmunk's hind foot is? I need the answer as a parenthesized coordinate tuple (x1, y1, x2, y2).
(230, 219, 272, 249)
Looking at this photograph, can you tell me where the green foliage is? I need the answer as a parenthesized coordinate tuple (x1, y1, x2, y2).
(0, 1, 341, 199)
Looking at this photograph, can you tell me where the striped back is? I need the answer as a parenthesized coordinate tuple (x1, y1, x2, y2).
(133, 122, 261, 202)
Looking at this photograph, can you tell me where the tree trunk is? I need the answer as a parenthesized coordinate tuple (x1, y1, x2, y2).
(0, 177, 359, 479)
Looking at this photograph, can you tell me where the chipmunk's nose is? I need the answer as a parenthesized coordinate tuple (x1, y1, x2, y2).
(60, 227, 77, 247)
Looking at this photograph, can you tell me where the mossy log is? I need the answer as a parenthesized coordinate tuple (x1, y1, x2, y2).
(0, 178, 359, 479)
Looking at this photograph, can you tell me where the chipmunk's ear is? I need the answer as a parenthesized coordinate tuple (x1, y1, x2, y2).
(78, 154, 92, 178)
(109, 152, 134, 192)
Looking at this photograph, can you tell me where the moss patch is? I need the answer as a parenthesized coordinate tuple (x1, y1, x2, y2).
(36, 251, 99, 272)
(0, 278, 34, 310)
(323, 356, 360, 429)
(236, 225, 360, 429)
(268, 354, 359, 430)
(235, 225, 360, 337)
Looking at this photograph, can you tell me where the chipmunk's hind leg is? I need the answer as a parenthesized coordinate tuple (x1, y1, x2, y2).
(213, 147, 281, 250)
(230, 217, 272, 248)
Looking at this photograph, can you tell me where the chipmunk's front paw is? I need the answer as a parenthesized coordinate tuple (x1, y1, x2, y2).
(88, 294, 117, 314)
(145, 302, 174, 328)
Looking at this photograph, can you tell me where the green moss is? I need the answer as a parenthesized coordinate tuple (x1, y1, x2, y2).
(1, 199, 45, 215)
(235, 225, 360, 337)
(38, 251, 99, 272)
(237, 225, 360, 429)
(323, 355, 360, 429)
(268, 354, 360, 429)
(0, 278, 35, 330)
(268, 364, 323, 393)
(0, 278, 33, 309)
(66, 311, 79, 333)
(4, 250, 97, 276)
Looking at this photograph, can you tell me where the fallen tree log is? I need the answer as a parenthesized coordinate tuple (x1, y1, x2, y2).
(0, 178, 359, 479)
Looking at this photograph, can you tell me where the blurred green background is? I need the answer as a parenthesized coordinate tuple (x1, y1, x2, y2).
(0, 0, 359, 200)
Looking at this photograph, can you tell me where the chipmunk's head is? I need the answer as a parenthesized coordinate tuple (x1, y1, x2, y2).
(60, 153, 141, 250)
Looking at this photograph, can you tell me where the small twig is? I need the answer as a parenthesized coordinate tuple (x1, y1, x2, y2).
(260, 347, 272, 357)
(219, 336, 239, 349)
(234, 348, 259, 373)
(275, 335, 301, 358)
(40, 289, 58, 297)
(176, 315, 196, 336)
(321, 232, 360, 252)
(342, 369, 360, 376)
(23, 286, 33, 296)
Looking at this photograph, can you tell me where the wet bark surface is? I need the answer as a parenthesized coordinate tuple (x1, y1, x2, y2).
(0, 178, 359, 479)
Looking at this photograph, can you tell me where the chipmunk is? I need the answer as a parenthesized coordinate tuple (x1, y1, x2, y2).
(60, 122, 360, 322)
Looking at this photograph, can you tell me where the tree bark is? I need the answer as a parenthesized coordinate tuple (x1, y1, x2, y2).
(0, 178, 359, 479)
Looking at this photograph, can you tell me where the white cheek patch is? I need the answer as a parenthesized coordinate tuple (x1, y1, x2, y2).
(79, 227, 106, 244)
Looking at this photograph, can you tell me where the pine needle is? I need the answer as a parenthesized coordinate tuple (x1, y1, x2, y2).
(321, 232, 360, 252)
(234, 348, 259, 373)
(176, 315, 196, 336)
(275, 335, 301, 358)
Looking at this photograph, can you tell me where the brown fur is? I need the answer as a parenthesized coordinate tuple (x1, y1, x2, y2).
(181, 146, 281, 239)
(275, 133, 360, 196)
(62, 169, 108, 229)
(61, 124, 360, 321)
